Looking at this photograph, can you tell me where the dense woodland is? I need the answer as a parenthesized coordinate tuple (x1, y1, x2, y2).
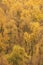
(0, 0, 43, 65)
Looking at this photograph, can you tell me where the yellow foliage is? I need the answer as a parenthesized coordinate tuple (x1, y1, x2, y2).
(0, 0, 43, 65)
